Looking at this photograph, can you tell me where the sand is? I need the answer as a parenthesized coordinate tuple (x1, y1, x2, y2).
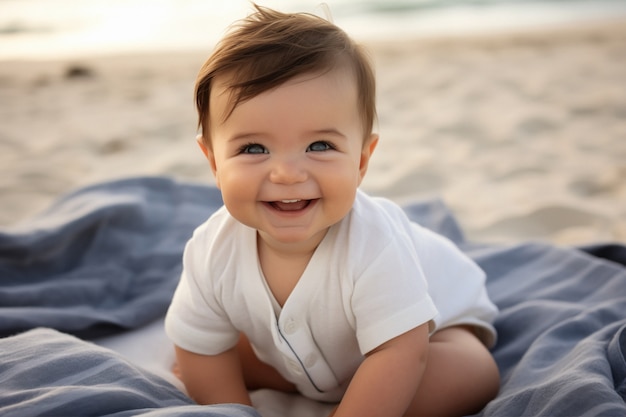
(1, 19, 625, 245)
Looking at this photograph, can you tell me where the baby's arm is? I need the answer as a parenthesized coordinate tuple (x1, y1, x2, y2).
(331, 323, 430, 417)
(174, 344, 252, 406)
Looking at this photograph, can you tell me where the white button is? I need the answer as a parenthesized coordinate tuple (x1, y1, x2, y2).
(304, 354, 317, 368)
(283, 319, 298, 335)
(286, 359, 302, 375)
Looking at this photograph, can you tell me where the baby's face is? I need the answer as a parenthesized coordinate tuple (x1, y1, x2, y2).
(200, 67, 377, 251)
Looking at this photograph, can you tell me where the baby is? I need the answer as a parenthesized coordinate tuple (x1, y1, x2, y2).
(165, 4, 499, 417)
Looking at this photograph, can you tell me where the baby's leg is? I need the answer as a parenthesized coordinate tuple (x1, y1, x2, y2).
(404, 325, 499, 417)
(237, 333, 298, 393)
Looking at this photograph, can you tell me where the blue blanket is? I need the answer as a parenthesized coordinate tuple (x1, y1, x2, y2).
(0, 328, 259, 417)
(1, 177, 625, 416)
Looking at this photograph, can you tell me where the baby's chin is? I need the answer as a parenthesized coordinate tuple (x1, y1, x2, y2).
(256, 226, 331, 250)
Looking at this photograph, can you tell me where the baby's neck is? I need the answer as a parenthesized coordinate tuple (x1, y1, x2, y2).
(256, 230, 327, 307)
(256, 228, 328, 259)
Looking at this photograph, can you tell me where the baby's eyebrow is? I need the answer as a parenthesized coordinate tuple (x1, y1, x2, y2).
(309, 128, 347, 138)
(227, 129, 347, 142)
(227, 132, 266, 142)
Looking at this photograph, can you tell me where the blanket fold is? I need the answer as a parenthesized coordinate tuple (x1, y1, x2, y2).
(609, 324, 626, 397)
(0, 177, 222, 338)
(467, 241, 626, 416)
(0, 328, 260, 417)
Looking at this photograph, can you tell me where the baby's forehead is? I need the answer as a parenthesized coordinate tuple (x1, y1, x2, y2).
(209, 65, 357, 118)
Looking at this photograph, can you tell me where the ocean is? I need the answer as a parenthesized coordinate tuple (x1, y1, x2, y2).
(1, 0, 625, 60)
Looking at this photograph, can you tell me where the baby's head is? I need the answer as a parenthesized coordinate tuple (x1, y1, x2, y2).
(195, 4, 379, 246)
(195, 3, 376, 147)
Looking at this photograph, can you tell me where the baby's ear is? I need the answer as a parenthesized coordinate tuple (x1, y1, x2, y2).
(196, 135, 220, 187)
(359, 133, 379, 182)
(196, 134, 210, 158)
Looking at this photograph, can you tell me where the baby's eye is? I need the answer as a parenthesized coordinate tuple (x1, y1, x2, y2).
(239, 143, 268, 154)
(307, 141, 334, 152)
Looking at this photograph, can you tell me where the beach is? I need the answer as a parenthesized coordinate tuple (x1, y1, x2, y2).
(1, 19, 625, 245)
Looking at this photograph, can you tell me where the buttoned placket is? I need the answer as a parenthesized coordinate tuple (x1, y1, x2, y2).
(272, 313, 339, 393)
(254, 225, 341, 394)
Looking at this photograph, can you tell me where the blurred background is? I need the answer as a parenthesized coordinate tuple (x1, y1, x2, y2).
(1, 0, 625, 244)
(2, 0, 626, 59)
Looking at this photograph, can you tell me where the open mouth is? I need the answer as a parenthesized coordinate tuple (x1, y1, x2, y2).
(267, 199, 315, 212)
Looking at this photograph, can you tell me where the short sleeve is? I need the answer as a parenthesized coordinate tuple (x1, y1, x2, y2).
(351, 234, 438, 355)
(164, 235, 240, 355)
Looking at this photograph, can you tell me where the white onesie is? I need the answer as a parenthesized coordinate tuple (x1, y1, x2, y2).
(165, 190, 497, 402)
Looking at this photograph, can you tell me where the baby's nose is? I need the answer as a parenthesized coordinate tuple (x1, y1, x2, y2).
(269, 158, 307, 184)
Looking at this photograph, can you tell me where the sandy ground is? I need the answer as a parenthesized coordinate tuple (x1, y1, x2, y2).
(1, 19, 625, 245)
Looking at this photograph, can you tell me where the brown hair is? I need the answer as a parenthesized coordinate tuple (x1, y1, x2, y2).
(195, 4, 376, 145)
